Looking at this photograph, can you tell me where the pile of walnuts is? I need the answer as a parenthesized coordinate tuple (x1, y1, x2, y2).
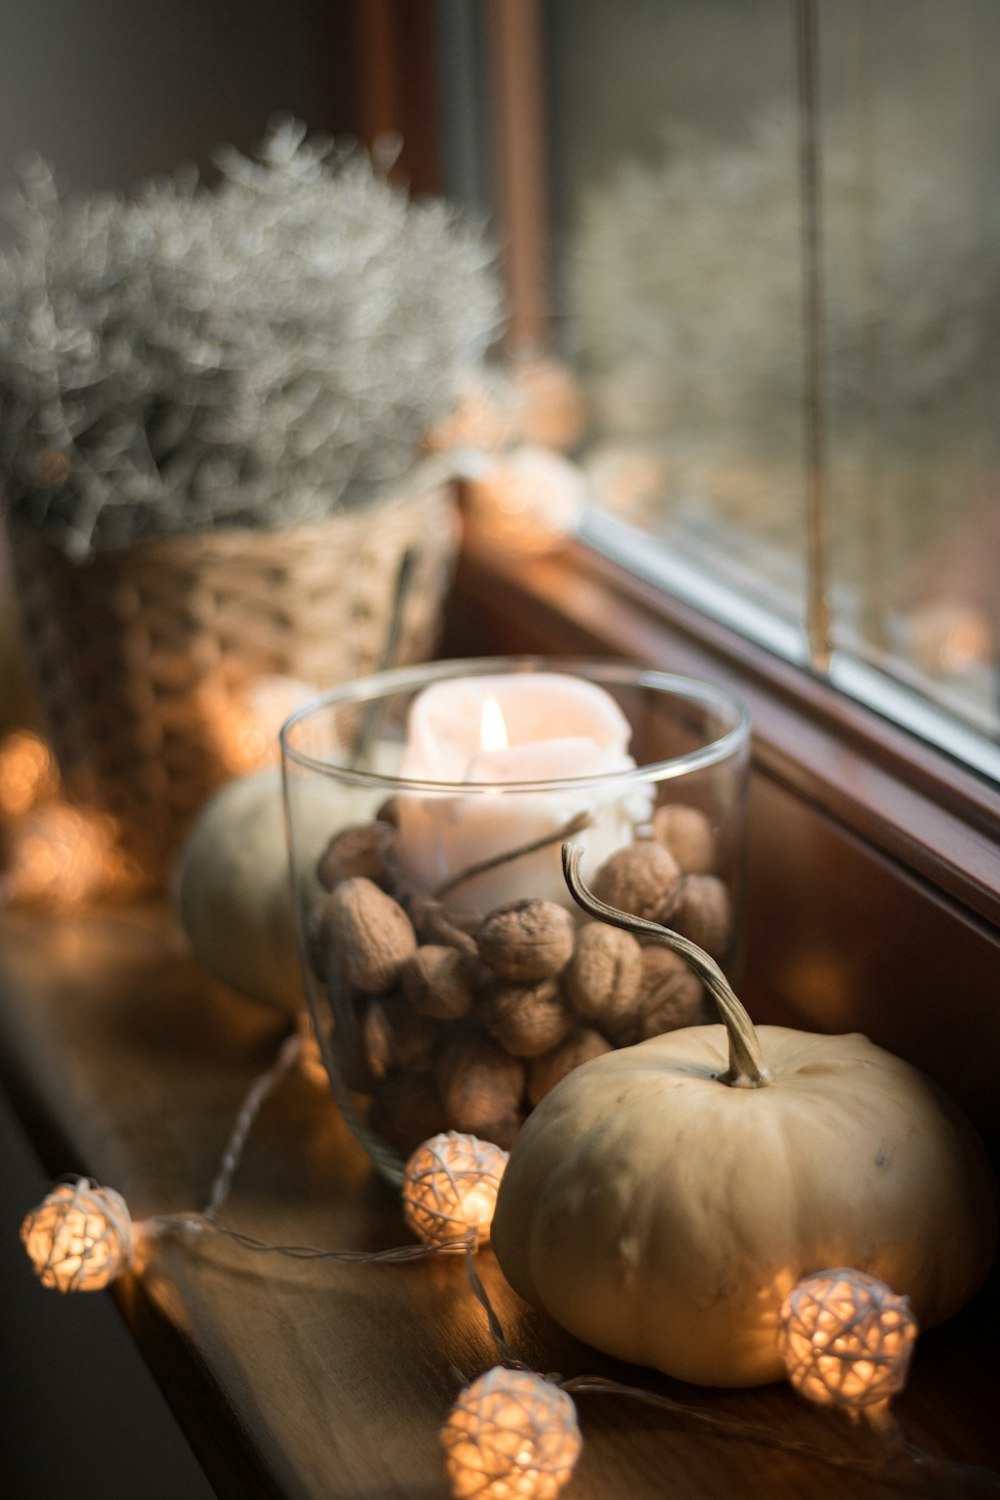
(309, 803, 732, 1154)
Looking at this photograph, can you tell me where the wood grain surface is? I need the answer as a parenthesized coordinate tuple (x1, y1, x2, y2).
(0, 905, 997, 1500)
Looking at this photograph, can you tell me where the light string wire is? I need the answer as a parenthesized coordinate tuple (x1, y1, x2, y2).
(125, 1030, 1000, 1493)
(161, 1218, 475, 1266)
(142, 1026, 470, 1260)
(559, 1379, 1000, 1493)
(434, 809, 592, 900)
(460, 1219, 1000, 1494)
(145, 1027, 472, 1262)
(202, 1030, 304, 1220)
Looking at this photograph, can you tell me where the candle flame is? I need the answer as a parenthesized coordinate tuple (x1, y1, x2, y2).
(479, 696, 509, 753)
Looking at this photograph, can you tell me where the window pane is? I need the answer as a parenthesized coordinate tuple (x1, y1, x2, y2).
(544, 0, 808, 644)
(821, 1, 1000, 745)
(542, 0, 1000, 762)
(436, 2, 1000, 772)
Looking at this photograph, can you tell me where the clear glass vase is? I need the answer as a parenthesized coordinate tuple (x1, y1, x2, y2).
(281, 657, 750, 1183)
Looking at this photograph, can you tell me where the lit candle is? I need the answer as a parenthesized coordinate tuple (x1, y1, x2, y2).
(396, 673, 644, 915)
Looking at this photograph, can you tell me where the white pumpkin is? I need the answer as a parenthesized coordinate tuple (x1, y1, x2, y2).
(175, 769, 348, 1013)
(490, 844, 999, 1387)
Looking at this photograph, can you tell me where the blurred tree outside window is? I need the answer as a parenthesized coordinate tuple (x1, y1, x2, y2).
(444, 0, 1000, 777)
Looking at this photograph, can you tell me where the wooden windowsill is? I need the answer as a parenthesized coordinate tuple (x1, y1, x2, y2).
(447, 533, 1000, 932)
(0, 903, 997, 1500)
(1, 532, 997, 1500)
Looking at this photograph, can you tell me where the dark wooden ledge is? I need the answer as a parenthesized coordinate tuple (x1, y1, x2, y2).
(0, 903, 997, 1499)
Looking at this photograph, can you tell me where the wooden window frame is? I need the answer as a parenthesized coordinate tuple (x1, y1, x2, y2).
(351, 2, 1000, 1145)
(456, 1, 1000, 918)
(450, 537, 1000, 931)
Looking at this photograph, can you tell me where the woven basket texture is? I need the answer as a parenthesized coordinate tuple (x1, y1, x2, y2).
(9, 478, 459, 882)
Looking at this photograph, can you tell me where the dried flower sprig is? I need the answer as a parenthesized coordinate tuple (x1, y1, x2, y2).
(0, 118, 503, 559)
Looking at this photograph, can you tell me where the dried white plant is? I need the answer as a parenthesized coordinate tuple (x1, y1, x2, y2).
(0, 119, 503, 558)
(570, 102, 999, 467)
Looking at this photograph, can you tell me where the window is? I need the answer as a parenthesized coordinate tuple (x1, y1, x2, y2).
(439, 0, 1000, 782)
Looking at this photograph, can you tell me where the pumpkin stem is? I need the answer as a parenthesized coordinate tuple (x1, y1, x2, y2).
(562, 842, 771, 1089)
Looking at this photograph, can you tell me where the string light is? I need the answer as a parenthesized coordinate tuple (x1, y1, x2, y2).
(0, 802, 139, 909)
(441, 1366, 582, 1500)
(777, 1268, 918, 1422)
(19, 1035, 996, 1494)
(909, 599, 992, 677)
(426, 369, 521, 454)
(21, 1179, 135, 1292)
(402, 1132, 508, 1249)
(511, 354, 588, 453)
(296, 1014, 330, 1087)
(464, 447, 590, 561)
(463, 447, 586, 556)
(0, 729, 58, 820)
(212, 675, 317, 776)
(0, 734, 147, 910)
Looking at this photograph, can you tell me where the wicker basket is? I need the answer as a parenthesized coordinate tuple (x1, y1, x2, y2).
(9, 472, 460, 884)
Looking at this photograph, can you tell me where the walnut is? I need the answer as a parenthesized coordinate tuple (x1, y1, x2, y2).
(528, 1028, 612, 1107)
(304, 900, 329, 981)
(369, 1073, 450, 1155)
(480, 979, 575, 1058)
(620, 948, 704, 1044)
(477, 899, 575, 982)
(436, 1032, 525, 1139)
(591, 841, 680, 924)
(562, 922, 642, 1033)
(472, 1115, 524, 1151)
(653, 804, 716, 874)
(325, 1001, 376, 1093)
(376, 796, 400, 827)
(363, 996, 439, 1077)
(362, 999, 393, 1079)
(324, 877, 417, 993)
(401, 945, 477, 1020)
(408, 894, 478, 956)
(671, 875, 732, 959)
(317, 820, 399, 891)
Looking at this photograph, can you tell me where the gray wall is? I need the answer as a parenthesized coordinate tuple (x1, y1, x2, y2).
(0, 0, 341, 195)
(0, 7, 342, 1492)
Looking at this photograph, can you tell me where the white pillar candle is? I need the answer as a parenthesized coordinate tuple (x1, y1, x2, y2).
(396, 673, 645, 915)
